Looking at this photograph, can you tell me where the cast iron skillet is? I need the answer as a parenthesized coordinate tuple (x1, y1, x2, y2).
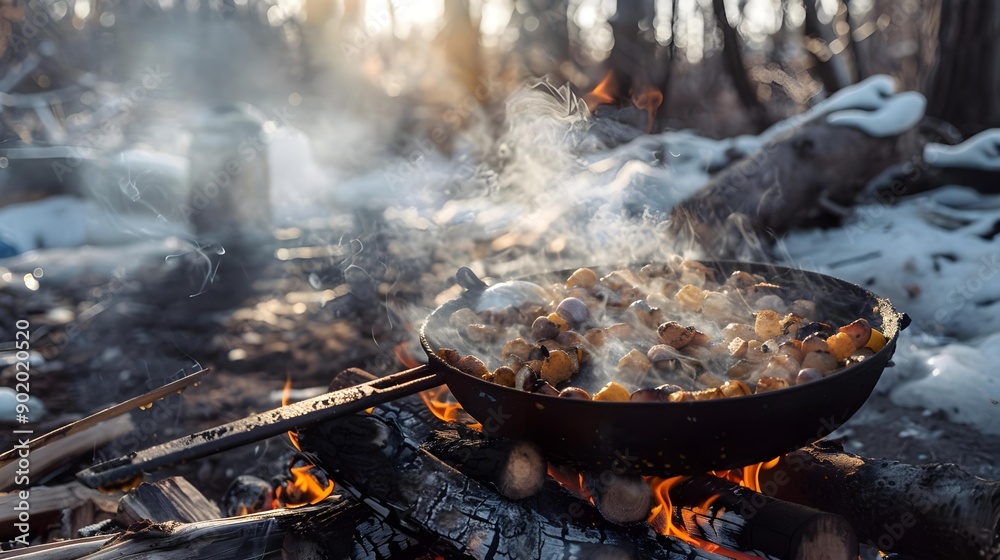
(421, 261, 908, 476)
(76, 261, 907, 488)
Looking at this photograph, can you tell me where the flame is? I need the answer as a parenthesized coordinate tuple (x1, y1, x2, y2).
(583, 71, 617, 112)
(709, 456, 782, 492)
(274, 375, 335, 508)
(419, 385, 482, 430)
(281, 374, 301, 451)
(273, 463, 335, 508)
(647, 475, 762, 559)
(547, 464, 592, 502)
(397, 342, 483, 430)
(632, 87, 663, 133)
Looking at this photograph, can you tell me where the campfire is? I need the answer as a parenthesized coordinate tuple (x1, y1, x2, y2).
(3, 0, 1000, 559)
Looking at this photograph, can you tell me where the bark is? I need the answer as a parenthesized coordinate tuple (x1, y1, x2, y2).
(843, 0, 870, 79)
(759, 441, 1000, 560)
(925, 0, 1000, 135)
(667, 121, 924, 258)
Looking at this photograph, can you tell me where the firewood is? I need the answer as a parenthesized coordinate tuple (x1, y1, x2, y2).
(301, 407, 726, 560)
(0, 482, 119, 528)
(7, 500, 365, 560)
(304, 368, 726, 559)
(758, 441, 1000, 560)
(117, 477, 223, 525)
(422, 429, 547, 500)
(583, 471, 655, 525)
(667, 475, 858, 560)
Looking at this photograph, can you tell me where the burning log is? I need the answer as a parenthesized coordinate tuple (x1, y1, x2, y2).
(299, 369, 728, 560)
(422, 428, 547, 500)
(758, 441, 1000, 560)
(664, 475, 858, 560)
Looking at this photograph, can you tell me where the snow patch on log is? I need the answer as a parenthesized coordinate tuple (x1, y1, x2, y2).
(826, 92, 926, 138)
(924, 129, 1000, 171)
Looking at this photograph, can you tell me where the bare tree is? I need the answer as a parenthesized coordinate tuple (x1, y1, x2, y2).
(925, 0, 1000, 135)
(710, 0, 770, 130)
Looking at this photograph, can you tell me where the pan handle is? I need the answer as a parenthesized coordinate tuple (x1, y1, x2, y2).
(76, 366, 442, 490)
(456, 266, 489, 296)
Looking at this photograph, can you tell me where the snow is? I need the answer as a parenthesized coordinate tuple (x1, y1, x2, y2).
(826, 91, 926, 137)
(924, 128, 1000, 171)
(778, 187, 1000, 435)
(890, 333, 1000, 435)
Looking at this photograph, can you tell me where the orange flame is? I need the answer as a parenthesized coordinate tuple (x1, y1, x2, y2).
(547, 464, 593, 502)
(273, 464, 335, 508)
(281, 374, 301, 451)
(275, 375, 335, 508)
(647, 475, 761, 559)
(632, 87, 663, 133)
(396, 342, 483, 430)
(419, 385, 482, 430)
(583, 71, 617, 112)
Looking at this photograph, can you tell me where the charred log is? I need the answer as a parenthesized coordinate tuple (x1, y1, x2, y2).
(759, 441, 1000, 559)
(422, 429, 547, 500)
(668, 475, 858, 560)
(583, 471, 655, 525)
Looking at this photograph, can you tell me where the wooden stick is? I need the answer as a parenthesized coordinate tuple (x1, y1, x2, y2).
(0, 368, 211, 468)
(0, 415, 135, 492)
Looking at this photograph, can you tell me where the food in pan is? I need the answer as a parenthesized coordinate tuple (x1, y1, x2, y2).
(436, 259, 888, 402)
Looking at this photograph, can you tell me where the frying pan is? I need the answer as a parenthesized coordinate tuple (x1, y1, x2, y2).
(424, 261, 908, 475)
(76, 261, 907, 489)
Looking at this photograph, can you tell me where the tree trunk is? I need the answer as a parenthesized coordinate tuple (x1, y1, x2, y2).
(802, 0, 852, 93)
(924, 0, 1000, 135)
(710, 0, 770, 130)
